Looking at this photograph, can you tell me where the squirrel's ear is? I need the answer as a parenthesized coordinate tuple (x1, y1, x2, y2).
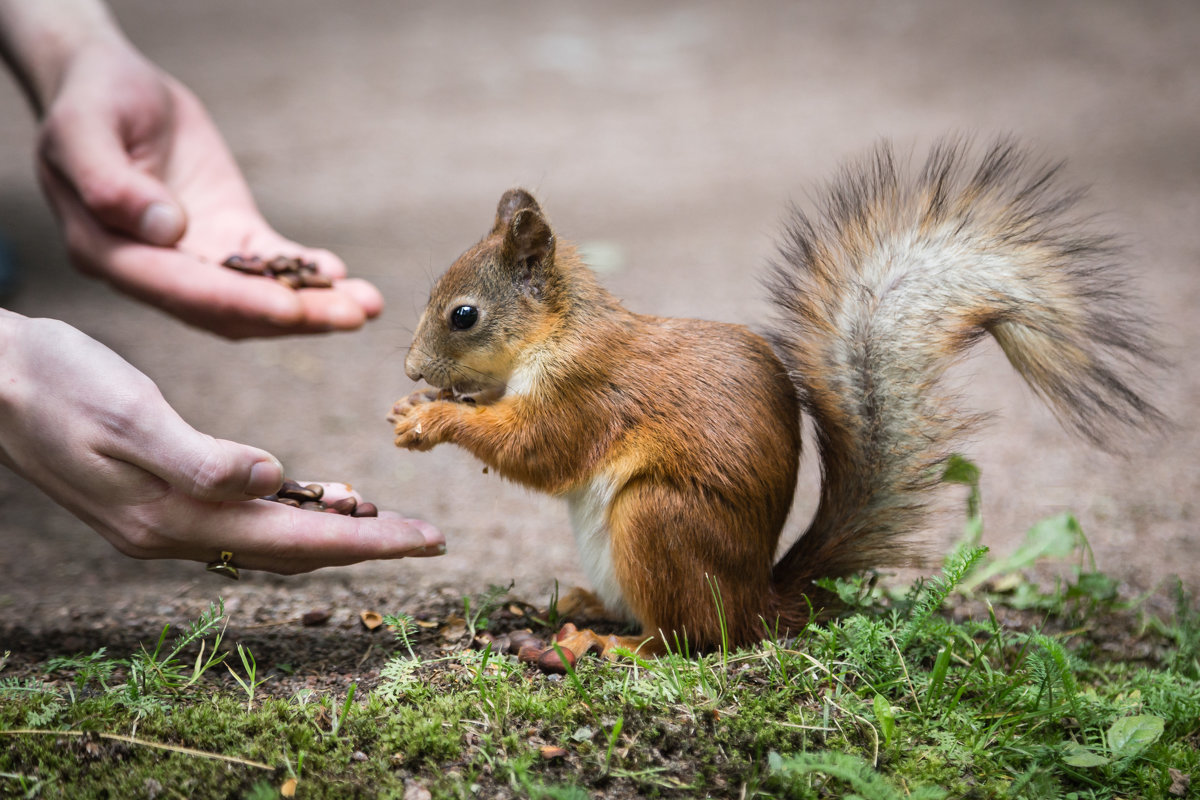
(501, 208, 556, 292)
(491, 189, 542, 235)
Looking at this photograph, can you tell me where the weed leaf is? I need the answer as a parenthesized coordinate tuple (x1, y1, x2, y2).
(1061, 743, 1109, 768)
(1106, 714, 1164, 760)
(964, 512, 1084, 591)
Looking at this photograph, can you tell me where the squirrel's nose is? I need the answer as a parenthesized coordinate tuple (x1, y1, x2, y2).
(404, 350, 424, 383)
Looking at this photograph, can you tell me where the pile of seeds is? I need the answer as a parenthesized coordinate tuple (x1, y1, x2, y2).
(263, 479, 378, 518)
(221, 254, 333, 289)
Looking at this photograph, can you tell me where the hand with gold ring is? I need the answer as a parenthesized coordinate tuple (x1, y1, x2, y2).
(0, 312, 445, 574)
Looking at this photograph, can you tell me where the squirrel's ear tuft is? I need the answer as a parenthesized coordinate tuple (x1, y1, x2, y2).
(501, 208, 556, 294)
(491, 189, 542, 235)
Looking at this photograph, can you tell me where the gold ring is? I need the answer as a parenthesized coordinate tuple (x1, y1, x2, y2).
(205, 550, 240, 580)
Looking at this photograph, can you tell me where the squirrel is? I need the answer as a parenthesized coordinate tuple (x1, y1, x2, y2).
(390, 138, 1164, 657)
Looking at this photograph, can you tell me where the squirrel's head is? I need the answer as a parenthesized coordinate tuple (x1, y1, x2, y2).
(405, 188, 560, 403)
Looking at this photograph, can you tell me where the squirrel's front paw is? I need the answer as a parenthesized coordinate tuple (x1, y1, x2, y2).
(391, 402, 444, 451)
(387, 388, 441, 423)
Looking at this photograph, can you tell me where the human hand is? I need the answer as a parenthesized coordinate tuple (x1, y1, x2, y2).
(0, 312, 444, 573)
(34, 35, 383, 338)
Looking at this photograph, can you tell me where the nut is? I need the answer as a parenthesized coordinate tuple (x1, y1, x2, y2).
(505, 630, 543, 655)
(535, 646, 577, 674)
(279, 480, 322, 501)
(351, 502, 378, 518)
(516, 642, 543, 664)
(329, 496, 358, 515)
(221, 254, 267, 275)
(220, 252, 338, 290)
(275, 272, 304, 290)
(263, 478, 382, 518)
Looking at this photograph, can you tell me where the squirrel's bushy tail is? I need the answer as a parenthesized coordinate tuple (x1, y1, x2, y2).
(767, 138, 1165, 604)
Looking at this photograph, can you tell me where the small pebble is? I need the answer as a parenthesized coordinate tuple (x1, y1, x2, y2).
(301, 609, 331, 627)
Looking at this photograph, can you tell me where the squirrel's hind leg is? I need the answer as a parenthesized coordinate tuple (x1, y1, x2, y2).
(607, 478, 777, 653)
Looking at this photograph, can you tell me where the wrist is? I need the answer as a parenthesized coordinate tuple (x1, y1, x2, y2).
(0, 0, 127, 116)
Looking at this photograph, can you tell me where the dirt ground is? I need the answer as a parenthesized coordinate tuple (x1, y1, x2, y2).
(1, 1, 1197, 665)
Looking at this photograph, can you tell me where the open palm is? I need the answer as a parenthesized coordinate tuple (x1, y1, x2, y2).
(36, 39, 383, 338)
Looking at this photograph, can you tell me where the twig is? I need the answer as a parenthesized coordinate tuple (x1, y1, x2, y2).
(1, 729, 273, 770)
(237, 617, 302, 631)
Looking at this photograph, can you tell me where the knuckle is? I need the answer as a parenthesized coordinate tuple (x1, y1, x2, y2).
(73, 175, 129, 220)
(187, 446, 238, 496)
(103, 377, 164, 433)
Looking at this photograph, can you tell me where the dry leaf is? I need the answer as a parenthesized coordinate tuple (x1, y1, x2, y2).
(281, 777, 298, 797)
(1169, 768, 1191, 797)
(313, 705, 331, 729)
(360, 610, 384, 631)
(440, 613, 467, 642)
(539, 745, 567, 760)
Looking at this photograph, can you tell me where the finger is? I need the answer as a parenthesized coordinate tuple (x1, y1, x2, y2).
(105, 244, 311, 329)
(330, 278, 385, 320)
(294, 284, 370, 330)
(175, 500, 446, 573)
(39, 109, 187, 246)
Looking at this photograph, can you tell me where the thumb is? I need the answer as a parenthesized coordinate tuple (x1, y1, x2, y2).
(113, 422, 285, 501)
(38, 111, 187, 246)
(171, 438, 285, 501)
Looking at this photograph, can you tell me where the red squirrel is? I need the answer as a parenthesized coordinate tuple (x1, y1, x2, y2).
(390, 139, 1163, 657)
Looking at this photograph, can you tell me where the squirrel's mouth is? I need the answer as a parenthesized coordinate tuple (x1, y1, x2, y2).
(436, 381, 505, 406)
(417, 366, 503, 405)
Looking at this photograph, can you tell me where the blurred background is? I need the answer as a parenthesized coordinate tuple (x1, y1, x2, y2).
(1, 0, 1196, 626)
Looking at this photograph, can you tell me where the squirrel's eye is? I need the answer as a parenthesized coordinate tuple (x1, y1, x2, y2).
(450, 305, 479, 330)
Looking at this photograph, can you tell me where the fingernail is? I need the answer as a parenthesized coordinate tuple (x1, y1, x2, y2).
(245, 456, 284, 497)
(138, 202, 186, 245)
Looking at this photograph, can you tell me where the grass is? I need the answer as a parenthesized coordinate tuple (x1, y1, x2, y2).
(3, 458, 1199, 799)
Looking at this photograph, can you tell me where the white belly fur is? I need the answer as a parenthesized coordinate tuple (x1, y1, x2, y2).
(564, 473, 633, 621)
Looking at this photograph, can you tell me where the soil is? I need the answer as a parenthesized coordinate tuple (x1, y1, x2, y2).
(1, 1, 1197, 677)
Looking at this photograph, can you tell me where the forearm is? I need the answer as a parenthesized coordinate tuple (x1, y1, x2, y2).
(0, 0, 126, 115)
(0, 309, 26, 425)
